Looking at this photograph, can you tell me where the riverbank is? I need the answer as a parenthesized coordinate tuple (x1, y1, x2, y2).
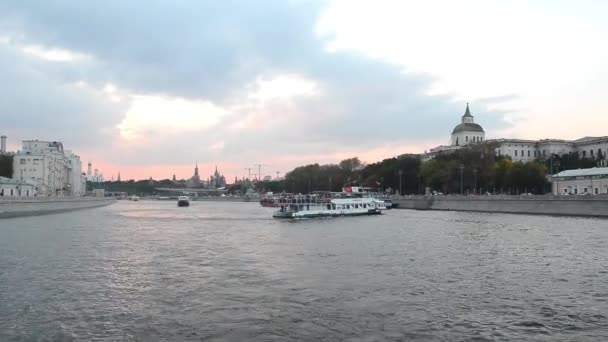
(393, 195, 608, 218)
(0, 197, 116, 219)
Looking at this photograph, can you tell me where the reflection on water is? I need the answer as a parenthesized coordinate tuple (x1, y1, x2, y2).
(1, 201, 607, 341)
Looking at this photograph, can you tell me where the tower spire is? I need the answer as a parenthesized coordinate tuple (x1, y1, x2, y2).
(463, 102, 472, 117)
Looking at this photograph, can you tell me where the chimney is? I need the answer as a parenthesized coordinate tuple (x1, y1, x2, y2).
(0, 135, 6, 153)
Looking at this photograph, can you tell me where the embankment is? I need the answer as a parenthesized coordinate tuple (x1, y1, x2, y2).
(394, 195, 608, 218)
(0, 197, 116, 219)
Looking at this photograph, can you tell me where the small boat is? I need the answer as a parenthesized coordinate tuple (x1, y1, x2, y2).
(273, 195, 386, 219)
(128, 195, 140, 201)
(177, 196, 190, 207)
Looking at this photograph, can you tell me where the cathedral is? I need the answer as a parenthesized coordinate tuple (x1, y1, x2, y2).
(208, 166, 226, 189)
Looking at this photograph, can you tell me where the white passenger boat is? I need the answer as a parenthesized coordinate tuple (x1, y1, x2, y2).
(177, 196, 190, 207)
(273, 195, 386, 219)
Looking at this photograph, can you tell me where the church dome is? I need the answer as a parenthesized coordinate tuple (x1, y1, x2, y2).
(452, 122, 485, 134)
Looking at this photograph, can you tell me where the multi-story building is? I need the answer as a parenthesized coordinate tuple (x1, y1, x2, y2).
(424, 104, 608, 164)
(12, 140, 84, 196)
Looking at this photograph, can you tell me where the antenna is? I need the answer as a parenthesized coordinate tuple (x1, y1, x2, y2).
(243, 167, 253, 180)
(276, 171, 280, 179)
(253, 164, 269, 181)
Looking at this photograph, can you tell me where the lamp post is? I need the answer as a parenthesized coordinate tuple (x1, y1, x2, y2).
(459, 164, 465, 195)
(398, 169, 403, 196)
(473, 169, 477, 195)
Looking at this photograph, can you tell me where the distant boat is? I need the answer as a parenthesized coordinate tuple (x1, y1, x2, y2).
(128, 195, 140, 201)
(177, 196, 190, 207)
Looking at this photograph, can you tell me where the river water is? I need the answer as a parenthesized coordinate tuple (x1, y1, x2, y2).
(0, 201, 607, 341)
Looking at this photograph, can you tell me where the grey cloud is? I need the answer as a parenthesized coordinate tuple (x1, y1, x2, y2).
(0, 44, 126, 148)
(0, 0, 511, 167)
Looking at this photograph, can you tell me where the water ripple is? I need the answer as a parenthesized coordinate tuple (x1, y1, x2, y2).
(1, 201, 607, 341)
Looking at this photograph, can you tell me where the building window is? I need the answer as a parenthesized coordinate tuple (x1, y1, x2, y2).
(543, 150, 546, 157)
(595, 188, 599, 195)
(20, 159, 26, 165)
(528, 150, 530, 157)
(591, 150, 594, 157)
(515, 150, 518, 156)
(583, 151, 587, 158)
(466, 136, 469, 142)
(33, 159, 39, 165)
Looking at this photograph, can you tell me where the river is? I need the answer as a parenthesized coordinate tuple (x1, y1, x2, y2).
(1, 201, 607, 341)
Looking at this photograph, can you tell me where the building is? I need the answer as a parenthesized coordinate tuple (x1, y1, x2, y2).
(0, 176, 38, 197)
(551, 167, 608, 196)
(424, 104, 608, 165)
(12, 140, 84, 196)
(208, 166, 226, 189)
(450, 103, 485, 146)
(423, 104, 486, 161)
(492, 137, 608, 163)
(186, 163, 202, 187)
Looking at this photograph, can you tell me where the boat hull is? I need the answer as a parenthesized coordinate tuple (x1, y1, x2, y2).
(273, 209, 381, 219)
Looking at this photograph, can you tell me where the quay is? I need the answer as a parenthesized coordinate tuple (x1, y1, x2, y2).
(393, 195, 608, 218)
(0, 197, 116, 219)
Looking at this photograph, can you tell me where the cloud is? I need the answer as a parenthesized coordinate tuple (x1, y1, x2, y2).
(0, 0, 509, 177)
(0, 41, 126, 148)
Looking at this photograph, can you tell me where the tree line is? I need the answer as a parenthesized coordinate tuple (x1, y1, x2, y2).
(261, 143, 602, 195)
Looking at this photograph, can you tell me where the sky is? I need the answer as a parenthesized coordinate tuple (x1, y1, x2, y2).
(0, 0, 607, 181)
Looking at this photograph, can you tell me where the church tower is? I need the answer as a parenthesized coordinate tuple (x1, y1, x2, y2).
(450, 103, 485, 146)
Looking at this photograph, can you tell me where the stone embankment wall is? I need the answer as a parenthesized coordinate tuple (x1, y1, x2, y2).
(394, 195, 608, 218)
(0, 197, 116, 218)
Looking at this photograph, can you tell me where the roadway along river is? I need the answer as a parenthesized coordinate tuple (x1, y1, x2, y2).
(1, 201, 607, 341)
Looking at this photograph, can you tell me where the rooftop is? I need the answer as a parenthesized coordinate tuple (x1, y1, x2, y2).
(452, 122, 485, 134)
(554, 167, 608, 178)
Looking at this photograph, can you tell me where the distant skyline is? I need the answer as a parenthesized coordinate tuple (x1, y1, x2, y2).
(1, 1, 607, 180)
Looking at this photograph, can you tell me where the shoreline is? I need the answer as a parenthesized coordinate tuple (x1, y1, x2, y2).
(0, 197, 117, 219)
(393, 195, 608, 218)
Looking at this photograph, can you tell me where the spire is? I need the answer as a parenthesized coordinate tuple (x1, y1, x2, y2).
(463, 102, 473, 117)
(194, 162, 199, 177)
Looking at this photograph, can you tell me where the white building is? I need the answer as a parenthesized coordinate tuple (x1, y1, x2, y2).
(12, 140, 84, 197)
(0, 176, 38, 197)
(490, 137, 608, 163)
(424, 104, 608, 164)
(423, 104, 486, 161)
(551, 167, 608, 196)
(450, 103, 485, 146)
(65, 150, 85, 196)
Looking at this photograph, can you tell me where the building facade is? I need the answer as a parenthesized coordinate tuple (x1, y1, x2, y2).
(0, 176, 38, 197)
(551, 167, 608, 196)
(450, 103, 485, 146)
(424, 104, 608, 165)
(208, 166, 226, 189)
(12, 140, 84, 196)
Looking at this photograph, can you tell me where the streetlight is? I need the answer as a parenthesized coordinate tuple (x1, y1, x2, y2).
(398, 169, 403, 196)
(473, 169, 477, 195)
(459, 164, 465, 195)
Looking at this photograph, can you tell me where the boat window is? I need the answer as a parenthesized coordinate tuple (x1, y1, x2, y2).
(354, 204, 358, 208)
(327, 204, 331, 210)
(346, 205, 351, 209)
